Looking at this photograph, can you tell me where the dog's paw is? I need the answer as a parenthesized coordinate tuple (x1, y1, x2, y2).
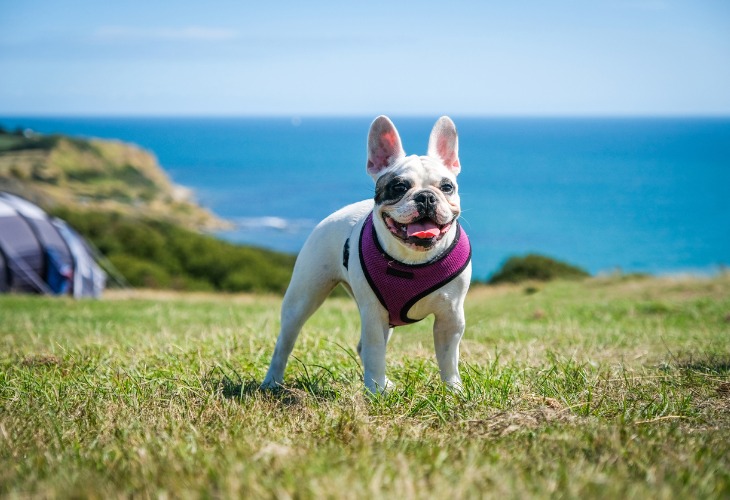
(383, 377, 396, 393)
(444, 378, 464, 394)
(260, 377, 283, 391)
(364, 377, 396, 397)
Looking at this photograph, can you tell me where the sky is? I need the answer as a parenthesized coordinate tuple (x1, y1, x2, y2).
(1, 0, 729, 116)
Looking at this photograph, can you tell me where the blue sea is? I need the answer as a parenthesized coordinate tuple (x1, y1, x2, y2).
(1, 116, 728, 280)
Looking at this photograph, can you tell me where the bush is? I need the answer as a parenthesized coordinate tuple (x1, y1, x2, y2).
(50, 207, 296, 293)
(488, 254, 589, 284)
(108, 254, 172, 289)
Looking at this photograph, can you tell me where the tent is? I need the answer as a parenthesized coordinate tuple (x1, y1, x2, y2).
(0, 192, 106, 297)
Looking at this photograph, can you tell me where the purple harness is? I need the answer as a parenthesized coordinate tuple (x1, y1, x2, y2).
(352, 212, 471, 327)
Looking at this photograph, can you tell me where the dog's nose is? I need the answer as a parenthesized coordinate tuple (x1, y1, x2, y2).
(414, 190, 437, 206)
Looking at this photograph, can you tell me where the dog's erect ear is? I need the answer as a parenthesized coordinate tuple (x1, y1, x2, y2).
(427, 116, 460, 175)
(367, 115, 405, 179)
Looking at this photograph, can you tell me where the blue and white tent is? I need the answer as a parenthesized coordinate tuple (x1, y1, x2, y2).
(0, 192, 106, 297)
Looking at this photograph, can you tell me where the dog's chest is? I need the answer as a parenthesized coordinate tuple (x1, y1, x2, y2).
(354, 212, 471, 327)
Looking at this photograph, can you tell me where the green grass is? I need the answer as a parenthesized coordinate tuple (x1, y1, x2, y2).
(1, 275, 729, 498)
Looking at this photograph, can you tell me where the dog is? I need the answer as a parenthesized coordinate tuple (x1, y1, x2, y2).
(261, 116, 471, 394)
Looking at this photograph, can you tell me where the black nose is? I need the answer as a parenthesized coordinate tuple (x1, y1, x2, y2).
(414, 190, 437, 206)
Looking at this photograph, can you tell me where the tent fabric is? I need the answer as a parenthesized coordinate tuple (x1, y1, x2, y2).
(1, 192, 75, 293)
(0, 197, 47, 293)
(3, 193, 74, 277)
(0, 249, 7, 293)
(0, 192, 106, 297)
(51, 219, 106, 298)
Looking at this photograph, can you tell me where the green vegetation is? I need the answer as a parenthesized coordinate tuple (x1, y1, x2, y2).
(489, 253, 590, 284)
(0, 128, 598, 294)
(0, 128, 224, 230)
(1, 128, 297, 293)
(1, 274, 729, 498)
(51, 206, 296, 294)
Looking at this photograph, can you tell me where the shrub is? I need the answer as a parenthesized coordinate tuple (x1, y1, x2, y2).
(108, 254, 172, 289)
(49, 207, 296, 293)
(488, 253, 589, 284)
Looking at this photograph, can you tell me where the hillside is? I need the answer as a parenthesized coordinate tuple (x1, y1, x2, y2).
(0, 127, 296, 293)
(0, 127, 225, 231)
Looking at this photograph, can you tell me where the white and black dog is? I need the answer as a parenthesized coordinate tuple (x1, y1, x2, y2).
(262, 116, 471, 394)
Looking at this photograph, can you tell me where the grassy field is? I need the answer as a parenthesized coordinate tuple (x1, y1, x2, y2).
(1, 274, 729, 498)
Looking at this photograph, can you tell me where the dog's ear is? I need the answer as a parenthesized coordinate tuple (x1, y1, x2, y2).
(427, 116, 460, 175)
(367, 115, 405, 179)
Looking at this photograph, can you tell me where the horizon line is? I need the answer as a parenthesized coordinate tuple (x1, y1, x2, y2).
(2, 112, 730, 120)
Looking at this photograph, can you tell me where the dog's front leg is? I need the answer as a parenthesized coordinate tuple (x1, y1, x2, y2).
(358, 310, 394, 394)
(433, 309, 466, 390)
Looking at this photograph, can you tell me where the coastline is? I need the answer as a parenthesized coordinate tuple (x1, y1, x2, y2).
(2, 116, 728, 279)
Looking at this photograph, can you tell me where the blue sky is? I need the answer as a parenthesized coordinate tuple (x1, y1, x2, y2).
(1, 0, 728, 116)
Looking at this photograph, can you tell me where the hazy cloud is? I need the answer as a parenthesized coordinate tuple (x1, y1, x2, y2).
(626, 0, 670, 10)
(1, 1, 728, 115)
(94, 26, 239, 42)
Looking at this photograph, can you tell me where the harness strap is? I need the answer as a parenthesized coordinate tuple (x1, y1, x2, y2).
(343, 238, 350, 269)
(358, 212, 471, 327)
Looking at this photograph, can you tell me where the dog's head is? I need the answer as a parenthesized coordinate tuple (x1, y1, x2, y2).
(367, 115, 462, 260)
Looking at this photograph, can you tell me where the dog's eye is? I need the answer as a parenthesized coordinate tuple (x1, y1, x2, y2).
(391, 182, 409, 195)
(440, 182, 455, 194)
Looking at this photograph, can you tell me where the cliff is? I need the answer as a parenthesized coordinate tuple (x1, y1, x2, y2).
(0, 128, 227, 231)
(0, 127, 297, 293)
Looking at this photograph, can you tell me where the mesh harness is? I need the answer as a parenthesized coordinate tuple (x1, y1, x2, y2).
(345, 211, 471, 327)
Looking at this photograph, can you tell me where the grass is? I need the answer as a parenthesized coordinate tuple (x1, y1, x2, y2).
(1, 274, 729, 498)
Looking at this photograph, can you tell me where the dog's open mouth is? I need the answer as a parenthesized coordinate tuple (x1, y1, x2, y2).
(383, 214, 452, 247)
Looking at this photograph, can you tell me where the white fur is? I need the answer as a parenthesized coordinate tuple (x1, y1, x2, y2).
(261, 116, 470, 394)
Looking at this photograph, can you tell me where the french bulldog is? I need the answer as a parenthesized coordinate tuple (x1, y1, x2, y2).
(261, 115, 471, 394)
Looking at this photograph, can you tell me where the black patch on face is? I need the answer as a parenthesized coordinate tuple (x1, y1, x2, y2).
(374, 173, 412, 205)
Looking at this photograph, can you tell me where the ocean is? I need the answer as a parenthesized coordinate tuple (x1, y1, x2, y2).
(1, 116, 728, 280)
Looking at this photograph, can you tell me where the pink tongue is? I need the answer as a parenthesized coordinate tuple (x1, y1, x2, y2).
(407, 220, 440, 239)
